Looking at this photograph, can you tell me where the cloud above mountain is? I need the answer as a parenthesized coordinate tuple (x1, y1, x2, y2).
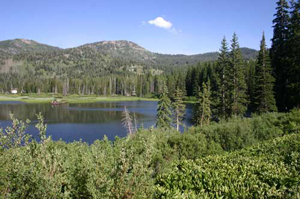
(148, 17, 172, 29)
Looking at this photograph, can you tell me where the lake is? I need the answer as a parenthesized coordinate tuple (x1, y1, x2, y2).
(0, 101, 194, 144)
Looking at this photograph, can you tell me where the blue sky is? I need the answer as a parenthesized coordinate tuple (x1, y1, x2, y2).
(0, 0, 277, 54)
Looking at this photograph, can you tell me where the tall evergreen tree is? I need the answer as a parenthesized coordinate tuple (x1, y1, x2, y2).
(271, 0, 290, 111)
(194, 82, 211, 127)
(245, 60, 256, 112)
(156, 85, 172, 128)
(173, 87, 186, 131)
(210, 67, 219, 116)
(176, 72, 187, 96)
(215, 37, 229, 118)
(254, 33, 277, 113)
(287, 0, 300, 108)
(227, 33, 248, 117)
(192, 67, 201, 96)
(185, 67, 193, 96)
(167, 74, 176, 98)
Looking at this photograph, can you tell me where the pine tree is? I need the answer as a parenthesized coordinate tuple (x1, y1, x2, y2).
(194, 82, 211, 127)
(227, 33, 248, 117)
(271, 0, 290, 111)
(176, 72, 187, 96)
(215, 37, 229, 118)
(122, 106, 134, 135)
(245, 60, 256, 112)
(210, 66, 219, 116)
(167, 74, 176, 98)
(173, 87, 186, 131)
(287, 0, 300, 108)
(192, 67, 201, 96)
(156, 85, 172, 128)
(254, 33, 277, 113)
(185, 67, 193, 96)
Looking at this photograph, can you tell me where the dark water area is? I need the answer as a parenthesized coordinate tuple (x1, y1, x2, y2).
(0, 101, 194, 144)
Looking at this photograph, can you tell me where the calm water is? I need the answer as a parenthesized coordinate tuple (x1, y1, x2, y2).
(0, 101, 193, 144)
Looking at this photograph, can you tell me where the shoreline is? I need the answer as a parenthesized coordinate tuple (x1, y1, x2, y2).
(0, 94, 158, 104)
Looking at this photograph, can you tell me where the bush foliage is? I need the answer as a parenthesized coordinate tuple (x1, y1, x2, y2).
(155, 133, 300, 198)
(0, 109, 299, 198)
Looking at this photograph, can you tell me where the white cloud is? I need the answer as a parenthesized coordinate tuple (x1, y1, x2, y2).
(148, 17, 172, 29)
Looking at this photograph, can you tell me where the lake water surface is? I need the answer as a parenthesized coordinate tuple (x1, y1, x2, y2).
(0, 101, 193, 144)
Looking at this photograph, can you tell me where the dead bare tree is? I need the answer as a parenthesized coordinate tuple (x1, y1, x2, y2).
(121, 106, 134, 135)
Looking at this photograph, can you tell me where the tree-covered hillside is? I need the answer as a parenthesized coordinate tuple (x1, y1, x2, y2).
(0, 39, 258, 75)
(0, 39, 61, 55)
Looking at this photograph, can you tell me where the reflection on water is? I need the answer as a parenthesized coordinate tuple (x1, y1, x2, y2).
(0, 101, 193, 143)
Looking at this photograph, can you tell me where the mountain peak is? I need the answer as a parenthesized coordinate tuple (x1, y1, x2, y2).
(16, 38, 34, 44)
(0, 39, 60, 55)
(81, 40, 147, 52)
(77, 40, 153, 63)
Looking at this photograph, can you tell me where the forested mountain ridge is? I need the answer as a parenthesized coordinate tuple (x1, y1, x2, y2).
(0, 39, 61, 55)
(0, 38, 258, 72)
(77, 40, 258, 66)
(0, 38, 259, 98)
(78, 40, 154, 63)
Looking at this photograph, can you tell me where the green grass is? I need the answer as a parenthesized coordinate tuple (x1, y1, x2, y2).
(0, 94, 158, 104)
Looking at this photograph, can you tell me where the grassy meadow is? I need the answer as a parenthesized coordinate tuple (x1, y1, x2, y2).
(0, 93, 158, 104)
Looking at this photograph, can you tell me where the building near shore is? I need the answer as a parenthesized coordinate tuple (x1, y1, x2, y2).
(11, 89, 18, 94)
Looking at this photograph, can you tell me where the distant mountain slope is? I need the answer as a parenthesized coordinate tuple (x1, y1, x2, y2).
(76, 40, 258, 67)
(239, 47, 259, 60)
(80, 40, 153, 58)
(0, 38, 258, 75)
(0, 39, 61, 55)
(153, 48, 257, 67)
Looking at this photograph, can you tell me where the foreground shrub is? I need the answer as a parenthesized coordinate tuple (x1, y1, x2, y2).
(189, 109, 300, 151)
(155, 133, 300, 198)
(0, 110, 299, 198)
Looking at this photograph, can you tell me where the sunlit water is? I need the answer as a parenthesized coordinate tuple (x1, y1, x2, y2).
(0, 101, 193, 144)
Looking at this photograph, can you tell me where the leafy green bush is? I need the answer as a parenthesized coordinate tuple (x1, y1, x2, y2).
(0, 113, 31, 150)
(155, 133, 300, 198)
(0, 110, 299, 198)
(189, 109, 300, 151)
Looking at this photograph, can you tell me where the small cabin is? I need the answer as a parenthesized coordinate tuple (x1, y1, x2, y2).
(11, 89, 18, 94)
(131, 90, 136, 96)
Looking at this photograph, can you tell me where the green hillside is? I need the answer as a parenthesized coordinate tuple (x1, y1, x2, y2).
(0, 39, 61, 55)
(0, 39, 258, 75)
